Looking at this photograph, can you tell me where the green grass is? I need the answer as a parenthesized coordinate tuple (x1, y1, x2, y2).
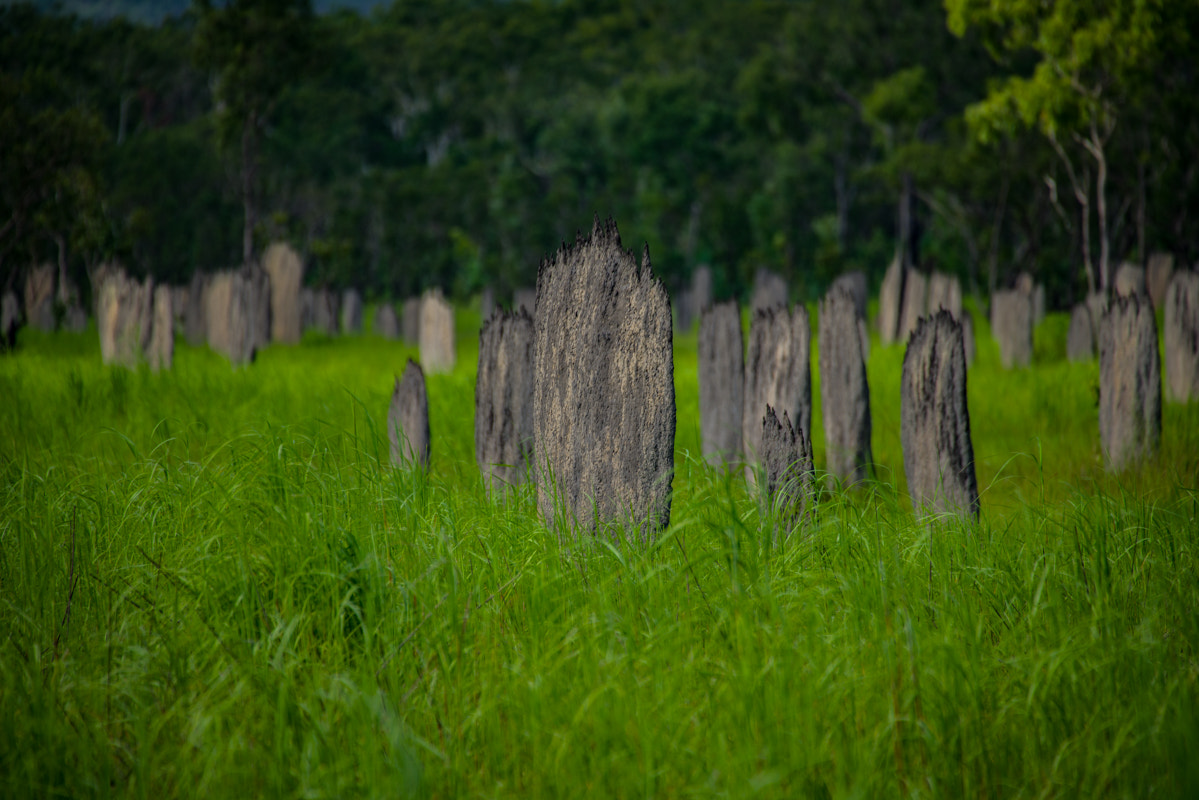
(2, 307, 1198, 798)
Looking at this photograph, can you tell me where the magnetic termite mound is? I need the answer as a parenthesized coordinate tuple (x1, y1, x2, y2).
(97, 266, 153, 368)
(750, 268, 788, 313)
(341, 288, 363, 334)
(23, 264, 55, 331)
(829, 270, 868, 321)
(533, 216, 675, 539)
(742, 304, 811, 478)
(819, 285, 872, 486)
(375, 303, 399, 339)
(698, 300, 744, 466)
(388, 358, 431, 469)
(401, 297, 421, 343)
(419, 289, 456, 374)
(203, 267, 260, 365)
(147, 285, 173, 371)
(878, 255, 904, 344)
(675, 264, 713, 332)
(1067, 303, 1095, 361)
(1163, 270, 1199, 403)
(927, 271, 962, 319)
(760, 405, 814, 539)
(991, 288, 1033, 368)
(900, 311, 979, 520)
(1, 291, 19, 350)
(1099, 294, 1161, 471)
(263, 242, 303, 344)
(897, 269, 928, 343)
(475, 309, 535, 491)
(1147, 252, 1174, 309)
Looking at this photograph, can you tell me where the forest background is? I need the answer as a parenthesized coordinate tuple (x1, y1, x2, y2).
(3, 0, 1197, 311)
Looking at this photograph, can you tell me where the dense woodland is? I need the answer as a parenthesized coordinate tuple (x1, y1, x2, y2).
(2, 0, 1197, 311)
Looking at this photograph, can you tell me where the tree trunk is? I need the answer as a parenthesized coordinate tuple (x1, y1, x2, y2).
(241, 108, 259, 265)
(834, 149, 851, 250)
(987, 172, 1009, 297)
(1136, 156, 1146, 263)
(55, 233, 68, 297)
(1048, 132, 1096, 295)
(684, 197, 703, 267)
(897, 171, 919, 270)
(1079, 186, 1093, 294)
(1094, 128, 1110, 291)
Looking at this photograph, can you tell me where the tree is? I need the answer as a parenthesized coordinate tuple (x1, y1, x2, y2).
(947, 0, 1179, 295)
(193, 0, 315, 264)
(0, 71, 107, 292)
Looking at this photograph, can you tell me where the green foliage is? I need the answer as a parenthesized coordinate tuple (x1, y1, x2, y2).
(3, 0, 1198, 308)
(2, 319, 1198, 797)
(0, 8, 110, 279)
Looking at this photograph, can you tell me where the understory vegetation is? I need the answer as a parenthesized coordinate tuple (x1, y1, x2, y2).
(2, 309, 1198, 798)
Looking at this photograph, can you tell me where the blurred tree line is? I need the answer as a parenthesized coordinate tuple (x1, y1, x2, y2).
(2, 0, 1196, 309)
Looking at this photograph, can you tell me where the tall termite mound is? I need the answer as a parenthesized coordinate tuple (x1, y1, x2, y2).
(533, 217, 675, 539)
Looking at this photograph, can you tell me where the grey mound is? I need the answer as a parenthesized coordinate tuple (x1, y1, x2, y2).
(58, 277, 87, 332)
(184, 272, 208, 345)
(310, 288, 339, 336)
(830, 270, 868, 322)
(170, 286, 188, 334)
(1147, 252, 1175, 309)
(760, 405, 814, 539)
(742, 304, 811, 477)
(341, 288, 363, 334)
(691, 265, 713, 322)
(475, 309, 536, 490)
(203, 269, 258, 365)
(388, 359, 431, 469)
(1067, 303, 1095, 361)
(1086, 292, 1108, 335)
(147, 285, 173, 371)
(859, 317, 871, 362)
(961, 312, 975, 367)
(900, 311, 979, 520)
(299, 288, 314, 331)
(513, 287, 537, 317)
(2, 290, 21, 350)
(750, 268, 788, 313)
(375, 303, 399, 339)
(97, 267, 153, 367)
(401, 297, 421, 343)
(819, 286, 872, 485)
(533, 216, 675, 539)
(24, 264, 56, 331)
(1033, 283, 1046, 325)
(1114, 263, 1146, 299)
(897, 269, 928, 342)
(927, 272, 962, 319)
(1163, 270, 1199, 403)
(878, 255, 904, 344)
(991, 289, 1032, 368)
(263, 242, 303, 344)
(1099, 294, 1161, 471)
(246, 265, 271, 352)
(698, 300, 744, 466)
(480, 286, 495, 321)
(675, 265, 713, 332)
(419, 289, 456, 373)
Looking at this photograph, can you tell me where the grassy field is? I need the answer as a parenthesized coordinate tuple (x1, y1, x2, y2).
(2, 302, 1198, 798)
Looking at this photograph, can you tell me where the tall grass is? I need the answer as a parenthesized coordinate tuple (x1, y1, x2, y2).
(1, 309, 1197, 798)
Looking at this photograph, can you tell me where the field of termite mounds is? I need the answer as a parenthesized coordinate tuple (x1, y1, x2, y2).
(4, 222, 1197, 539)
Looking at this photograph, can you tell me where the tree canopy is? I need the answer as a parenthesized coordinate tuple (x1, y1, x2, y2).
(1, 0, 1195, 307)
